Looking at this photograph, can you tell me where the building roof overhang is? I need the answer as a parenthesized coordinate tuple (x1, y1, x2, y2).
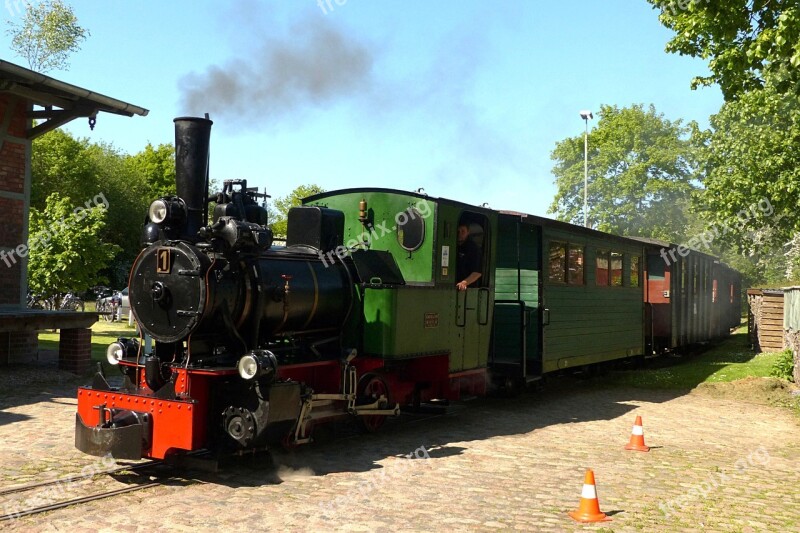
(0, 59, 148, 139)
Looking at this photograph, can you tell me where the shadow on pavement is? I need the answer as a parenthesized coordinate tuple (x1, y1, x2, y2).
(187, 377, 685, 488)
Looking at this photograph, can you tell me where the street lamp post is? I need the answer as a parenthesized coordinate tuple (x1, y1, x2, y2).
(579, 110, 593, 228)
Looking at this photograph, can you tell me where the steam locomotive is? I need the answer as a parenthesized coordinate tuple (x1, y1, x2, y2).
(75, 117, 741, 460)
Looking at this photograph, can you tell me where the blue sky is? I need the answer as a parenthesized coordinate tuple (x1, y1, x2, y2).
(1, 0, 721, 217)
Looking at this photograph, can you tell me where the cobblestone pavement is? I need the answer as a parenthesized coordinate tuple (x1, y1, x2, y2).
(1, 370, 799, 532)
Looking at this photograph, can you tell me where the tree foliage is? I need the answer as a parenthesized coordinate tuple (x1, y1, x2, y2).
(30, 128, 96, 209)
(86, 142, 152, 277)
(648, 0, 800, 100)
(648, 2, 800, 283)
(27, 193, 119, 301)
(696, 86, 800, 281)
(270, 184, 326, 238)
(125, 143, 176, 198)
(7, 0, 89, 73)
(31, 130, 177, 288)
(549, 104, 701, 242)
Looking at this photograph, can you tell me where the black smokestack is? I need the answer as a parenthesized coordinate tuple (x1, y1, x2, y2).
(174, 116, 213, 237)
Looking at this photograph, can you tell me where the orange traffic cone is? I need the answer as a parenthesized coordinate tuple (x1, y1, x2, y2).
(568, 469, 610, 522)
(624, 415, 650, 452)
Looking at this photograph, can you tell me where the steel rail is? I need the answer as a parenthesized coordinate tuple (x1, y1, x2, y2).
(0, 481, 162, 522)
(0, 460, 161, 497)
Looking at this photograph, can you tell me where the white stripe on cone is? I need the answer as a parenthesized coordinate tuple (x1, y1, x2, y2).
(581, 484, 597, 499)
(632, 425, 643, 435)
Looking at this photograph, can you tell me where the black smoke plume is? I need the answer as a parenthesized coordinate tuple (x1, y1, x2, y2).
(179, 19, 373, 126)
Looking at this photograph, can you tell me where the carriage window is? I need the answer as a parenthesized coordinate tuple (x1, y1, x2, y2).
(396, 207, 425, 251)
(548, 242, 567, 283)
(596, 249, 609, 286)
(611, 252, 623, 286)
(568, 245, 584, 285)
(630, 256, 640, 287)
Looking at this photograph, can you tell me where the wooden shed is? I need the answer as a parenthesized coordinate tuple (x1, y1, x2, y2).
(747, 288, 785, 352)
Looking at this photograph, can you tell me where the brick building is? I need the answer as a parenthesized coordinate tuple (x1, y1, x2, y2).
(0, 60, 147, 373)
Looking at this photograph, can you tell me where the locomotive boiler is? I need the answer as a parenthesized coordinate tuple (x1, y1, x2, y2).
(75, 117, 399, 460)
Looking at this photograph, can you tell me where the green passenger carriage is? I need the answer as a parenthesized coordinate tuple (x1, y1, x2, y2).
(304, 188, 651, 395)
(305, 188, 738, 394)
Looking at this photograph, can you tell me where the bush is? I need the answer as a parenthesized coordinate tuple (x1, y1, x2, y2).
(770, 349, 795, 382)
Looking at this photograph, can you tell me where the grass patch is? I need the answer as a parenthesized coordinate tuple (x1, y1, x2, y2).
(38, 319, 138, 364)
(608, 327, 787, 390)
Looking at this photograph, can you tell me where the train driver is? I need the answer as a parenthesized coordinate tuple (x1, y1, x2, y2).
(456, 223, 482, 291)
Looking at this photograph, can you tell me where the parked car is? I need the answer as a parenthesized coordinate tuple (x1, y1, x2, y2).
(96, 287, 129, 321)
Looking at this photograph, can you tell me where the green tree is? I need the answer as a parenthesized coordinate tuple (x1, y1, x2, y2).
(27, 193, 119, 304)
(7, 0, 89, 73)
(696, 87, 800, 281)
(88, 142, 153, 285)
(125, 143, 176, 198)
(270, 184, 326, 238)
(647, 1, 800, 99)
(549, 104, 701, 241)
(646, 1, 800, 283)
(31, 128, 96, 209)
(31, 129, 160, 288)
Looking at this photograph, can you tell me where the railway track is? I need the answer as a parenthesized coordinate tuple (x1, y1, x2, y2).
(0, 481, 162, 522)
(0, 460, 167, 522)
(0, 410, 456, 524)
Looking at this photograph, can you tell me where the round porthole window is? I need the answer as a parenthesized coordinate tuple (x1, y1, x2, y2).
(396, 207, 425, 251)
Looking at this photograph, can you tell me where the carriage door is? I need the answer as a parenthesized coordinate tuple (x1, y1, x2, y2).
(455, 213, 492, 371)
(491, 216, 542, 379)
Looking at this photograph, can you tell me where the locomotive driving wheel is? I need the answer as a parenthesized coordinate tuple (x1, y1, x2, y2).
(357, 373, 392, 433)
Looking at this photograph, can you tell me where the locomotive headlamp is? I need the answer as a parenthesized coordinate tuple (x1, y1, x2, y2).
(105, 337, 139, 366)
(106, 342, 125, 365)
(238, 355, 259, 380)
(148, 198, 187, 226)
(237, 350, 278, 381)
(148, 200, 169, 224)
